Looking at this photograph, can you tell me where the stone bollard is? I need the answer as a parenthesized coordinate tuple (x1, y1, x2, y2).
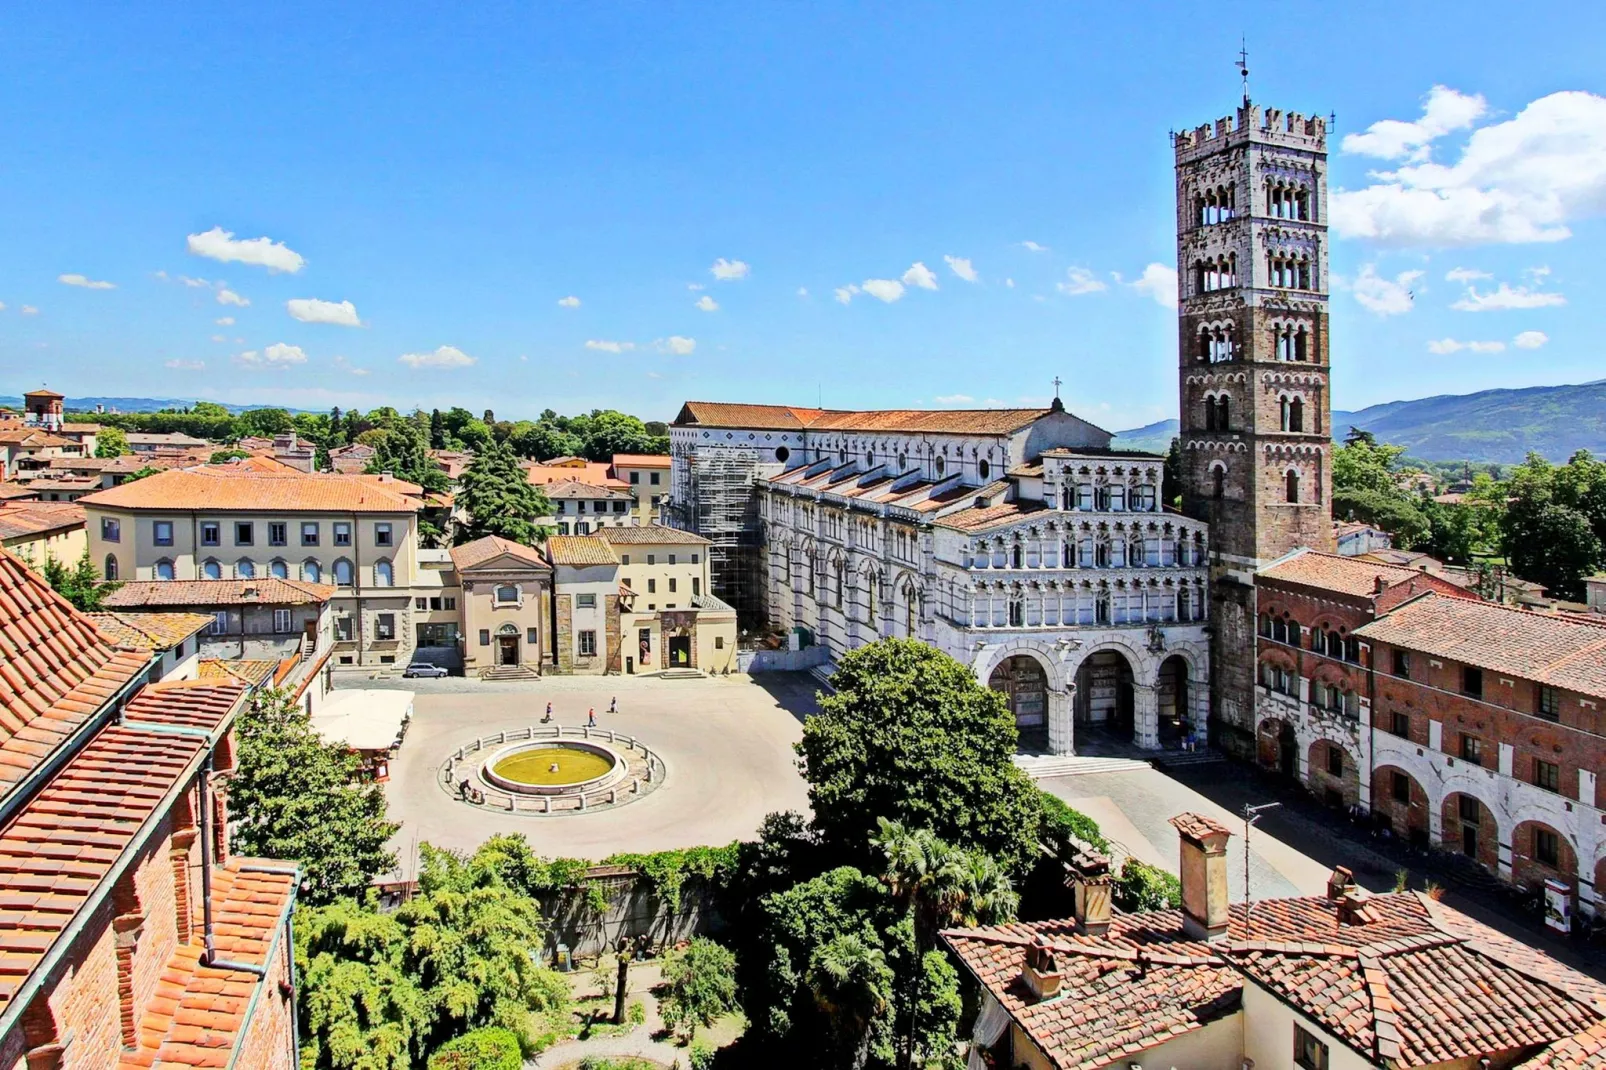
(542, 797, 551, 814)
(505, 794, 515, 811)
(608, 789, 616, 804)
(578, 794, 587, 811)
(632, 778, 640, 794)
(644, 762, 654, 783)
(606, 730, 615, 743)
(583, 726, 591, 739)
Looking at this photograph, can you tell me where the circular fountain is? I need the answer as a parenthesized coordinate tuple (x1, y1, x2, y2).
(480, 739, 627, 797)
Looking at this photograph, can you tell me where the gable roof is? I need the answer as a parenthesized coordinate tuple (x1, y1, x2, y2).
(673, 400, 1059, 436)
(1259, 548, 1474, 603)
(83, 611, 214, 650)
(80, 467, 421, 513)
(945, 890, 1606, 1070)
(0, 501, 85, 540)
(103, 578, 336, 608)
(1355, 592, 1606, 700)
(611, 453, 670, 468)
(542, 478, 634, 500)
(546, 535, 619, 567)
(449, 535, 551, 572)
(0, 551, 151, 802)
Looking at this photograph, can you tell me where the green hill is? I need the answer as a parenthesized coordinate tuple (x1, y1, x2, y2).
(1112, 380, 1606, 463)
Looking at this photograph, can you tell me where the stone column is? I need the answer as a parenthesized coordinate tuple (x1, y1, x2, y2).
(1133, 682, 1161, 750)
(1049, 683, 1075, 756)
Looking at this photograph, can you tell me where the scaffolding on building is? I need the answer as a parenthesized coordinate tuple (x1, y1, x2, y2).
(669, 447, 765, 627)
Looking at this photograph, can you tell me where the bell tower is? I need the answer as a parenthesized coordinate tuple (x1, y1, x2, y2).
(1174, 99, 1335, 748)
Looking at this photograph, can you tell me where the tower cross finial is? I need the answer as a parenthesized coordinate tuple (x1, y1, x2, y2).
(1236, 38, 1250, 107)
(1052, 375, 1063, 400)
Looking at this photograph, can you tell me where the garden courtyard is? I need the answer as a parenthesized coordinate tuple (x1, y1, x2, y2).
(371, 672, 818, 880)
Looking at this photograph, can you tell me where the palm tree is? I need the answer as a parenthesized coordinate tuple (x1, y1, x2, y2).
(809, 933, 892, 1070)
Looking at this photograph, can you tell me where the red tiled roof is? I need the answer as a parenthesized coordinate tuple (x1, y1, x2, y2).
(525, 462, 630, 491)
(121, 679, 247, 732)
(81, 468, 421, 513)
(935, 500, 1048, 533)
(674, 401, 830, 430)
(542, 478, 634, 500)
(597, 524, 710, 546)
(1170, 812, 1232, 842)
(1260, 548, 1476, 606)
(673, 399, 1059, 435)
(197, 659, 278, 687)
(0, 551, 150, 801)
(0, 484, 39, 502)
(1355, 592, 1606, 701)
(449, 534, 551, 572)
(83, 611, 214, 650)
(120, 859, 298, 1069)
(0, 501, 84, 540)
(0, 724, 205, 1015)
(546, 535, 619, 567)
(945, 892, 1606, 1070)
(103, 579, 336, 608)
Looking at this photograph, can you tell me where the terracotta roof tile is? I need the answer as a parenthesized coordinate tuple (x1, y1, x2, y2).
(120, 679, 247, 731)
(0, 551, 151, 801)
(83, 612, 214, 650)
(449, 535, 551, 572)
(524, 461, 630, 491)
(1259, 549, 1443, 599)
(546, 535, 619, 567)
(0, 502, 85, 540)
(1355, 593, 1606, 700)
(674, 399, 1059, 436)
(103, 579, 337, 608)
(598, 524, 710, 546)
(542, 478, 634, 500)
(197, 659, 278, 687)
(673, 401, 828, 430)
(934, 500, 1048, 533)
(611, 453, 670, 468)
(946, 892, 1606, 1070)
(1170, 812, 1233, 842)
(80, 468, 420, 514)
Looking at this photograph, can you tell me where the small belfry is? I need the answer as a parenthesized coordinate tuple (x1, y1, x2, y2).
(1173, 84, 1335, 746)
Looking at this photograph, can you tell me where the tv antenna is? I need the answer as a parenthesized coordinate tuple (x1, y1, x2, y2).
(1242, 801, 1280, 934)
(1236, 38, 1250, 106)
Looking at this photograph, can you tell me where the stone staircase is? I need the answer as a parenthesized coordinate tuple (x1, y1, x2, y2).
(478, 664, 541, 682)
(1013, 753, 1153, 779)
(656, 668, 707, 680)
(1152, 748, 1228, 771)
(809, 661, 838, 693)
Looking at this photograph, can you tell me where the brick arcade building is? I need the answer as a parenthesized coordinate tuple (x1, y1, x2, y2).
(0, 550, 299, 1069)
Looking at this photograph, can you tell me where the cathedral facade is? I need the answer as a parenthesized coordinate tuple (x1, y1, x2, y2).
(669, 400, 1211, 755)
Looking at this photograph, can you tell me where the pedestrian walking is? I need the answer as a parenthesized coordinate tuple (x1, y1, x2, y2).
(543, 701, 553, 723)
(587, 708, 596, 726)
(608, 696, 617, 714)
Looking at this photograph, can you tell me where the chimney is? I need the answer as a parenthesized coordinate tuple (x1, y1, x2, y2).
(1336, 889, 1380, 927)
(1374, 575, 1388, 594)
(1326, 866, 1356, 901)
(1169, 813, 1233, 942)
(1021, 934, 1064, 1001)
(1070, 853, 1113, 936)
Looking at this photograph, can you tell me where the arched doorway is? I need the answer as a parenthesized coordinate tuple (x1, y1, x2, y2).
(1441, 792, 1498, 874)
(1371, 766, 1429, 849)
(496, 623, 520, 667)
(989, 654, 1049, 747)
(1513, 820, 1577, 894)
(1307, 739, 1359, 811)
(1074, 650, 1136, 741)
(1256, 718, 1297, 778)
(1157, 655, 1191, 747)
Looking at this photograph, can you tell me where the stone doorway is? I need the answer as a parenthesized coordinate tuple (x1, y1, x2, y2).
(497, 624, 520, 666)
(1074, 651, 1136, 741)
(988, 654, 1049, 749)
(668, 634, 692, 668)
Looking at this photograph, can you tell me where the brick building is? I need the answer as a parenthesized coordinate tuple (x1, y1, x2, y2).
(0, 549, 299, 1068)
(1250, 548, 1606, 912)
(1173, 102, 1337, 757)
(945, 813, 1606, 1070)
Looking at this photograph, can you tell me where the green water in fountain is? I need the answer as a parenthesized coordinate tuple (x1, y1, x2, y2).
(491, 746, 614, 786)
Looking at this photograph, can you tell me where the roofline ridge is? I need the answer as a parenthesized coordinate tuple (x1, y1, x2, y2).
(1414, 892, 1606, 1011)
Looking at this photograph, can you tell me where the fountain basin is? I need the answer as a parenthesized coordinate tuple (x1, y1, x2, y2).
(481, 740, 627, 796)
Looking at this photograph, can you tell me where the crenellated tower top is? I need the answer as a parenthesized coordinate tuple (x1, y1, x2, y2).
(1173, 104, 1327, 163)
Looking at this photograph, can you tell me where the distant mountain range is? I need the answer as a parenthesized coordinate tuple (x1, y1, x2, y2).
(1111, 380, 1606, 463)
(0, 395, 314, 416)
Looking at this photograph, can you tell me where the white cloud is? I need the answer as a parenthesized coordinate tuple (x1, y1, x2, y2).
(0, 301, 6, 311)
(1444, 267, 1491, 283)
(398, 344, 477, 368)
(1130, 263, 1178, 309)
(58, 273, 115, 290)
(179, 275, 210, 288)
(557, 295, 581, 308)
(234, 343, 307, 369)
(1333, 89, 1606, 246)
(834, 284, 859, 304)
(1057, 267, 1107, 296)
(1513, 330, 1550, 349)
(215, 316, 235, 326)
(659, 336, 697, 355)
(1004, 278, 1015, 289)
(1526, 265, 1552, 281)
(797, 287, 809, 298)
(164, 359, 205, 370)
(1450, 282, 1566, 311)
(1352, 264, 1422, 315)
(20, 305, 38, 316)
(584, 340, 636, 353)
(333, 355, 371, 376)
(216, 288, 249, 307)
(687, 283, 705, 292)
(287, 297, 362, 327)
(210, 334, 227, 343)
(934, 393, 976, 406)
(187, 226, 306, 273)
(710, 257, 750, 281)
(902, 262, 939, 291)
(1342, 85, 1487, 161)
(944, 255, 978, 282)
(695, 295, 719, 312)
(860, 278, 905, 303)
(1020, 241, 1049, 252)
(1426, 338, 1507, 354)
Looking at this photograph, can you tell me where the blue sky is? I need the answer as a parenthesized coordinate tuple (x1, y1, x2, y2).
(2, 3, 1603, 430)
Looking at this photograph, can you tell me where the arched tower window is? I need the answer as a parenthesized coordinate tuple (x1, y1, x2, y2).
(104, 554, 118, 581)
(1212, 466, 1225, 501)
(1286, 469, 1301, 504)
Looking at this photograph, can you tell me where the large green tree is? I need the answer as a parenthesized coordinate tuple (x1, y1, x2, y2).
(798, 639, 1044, 875)
(454, 439, 551, 545)
(40, 548, 115, 611)
(1331, 435, 1430, 546)
(296, 842, 569, 1069)
(228, 689, 398, 904)
(659, 937, 739, 1042)
(365, 425, 450, 494)
(93, 427, 129, 458)
(1501, 451, 1606, 600)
